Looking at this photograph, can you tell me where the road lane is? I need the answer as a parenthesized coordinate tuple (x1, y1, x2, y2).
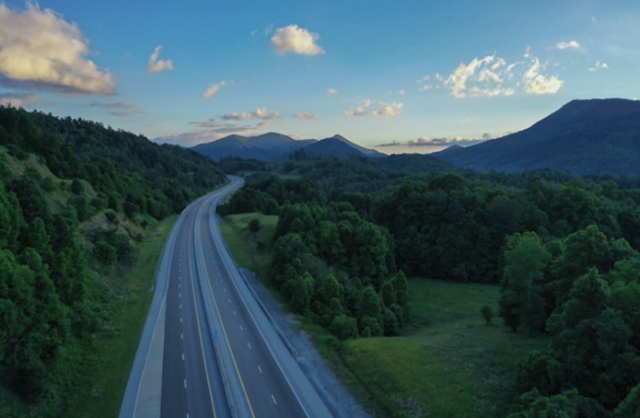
(122, 176, 332, 418)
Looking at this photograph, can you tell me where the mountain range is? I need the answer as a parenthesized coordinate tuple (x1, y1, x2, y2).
(190, 132, 386, 162)
(435, 98, 640, 175)
(190, 98, 640, 176)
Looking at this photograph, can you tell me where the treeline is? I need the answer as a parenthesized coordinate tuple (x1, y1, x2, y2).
(1, 106, 227, 219)
(220, 158, 640, 414)
(0, 106, 227, 415)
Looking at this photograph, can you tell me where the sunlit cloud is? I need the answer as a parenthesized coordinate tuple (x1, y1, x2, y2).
(0, 92, 44, 108)
(202, 80, 227, 99)
(271, 24, 324, 56)
(0, 3, 115, 95)
(294, 112, 319, 120)
(420, 48, 564, 97)
(148, 45, 174, 73)
(222, 107, 280, 121)
(589, 60, 609, 72)
(523, 57, 563, 94)
(371, 102, 403, 117)
(327, 88, 338, 95)
(90, 101, 142, 117)
(556, 40, 581, 50)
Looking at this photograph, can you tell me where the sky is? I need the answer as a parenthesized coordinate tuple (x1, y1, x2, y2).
(0, 1, 639, 154)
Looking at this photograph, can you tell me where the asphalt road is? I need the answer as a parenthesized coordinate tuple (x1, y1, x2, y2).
(121, 176, 332, 418)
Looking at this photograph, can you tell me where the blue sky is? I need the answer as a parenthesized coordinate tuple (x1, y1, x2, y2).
(1, 1, 639, 154)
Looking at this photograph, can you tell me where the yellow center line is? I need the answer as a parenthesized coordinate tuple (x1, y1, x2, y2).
(187, 214, 218, 418)
(197, 200, 257, 418)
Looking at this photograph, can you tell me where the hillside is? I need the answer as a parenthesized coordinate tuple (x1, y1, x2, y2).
(191, 132, 386, 162)
(435, 98, 640, 175)
(0, 106, 227, 416)
(191, 132, 315, 162)
(303, 134, 386, 158)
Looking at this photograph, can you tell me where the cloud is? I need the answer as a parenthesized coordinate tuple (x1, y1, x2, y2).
(0, 92, 44, 108)
(523, 57, 563, 94)
(90, 101, 142, 117)
(377, 136, 489, 148)
(589, 60, 609, 72)
(148, 45, 174, 73)
(371, 102, 403, 117)
(271, 24, 324, 56)
(345, 99, 403, 118)
(222, 107, 280, 121)
(421, 48, 563, 97)
(327, 88, 338, 95)
(294, 112, 319, 120)
(0, 3, 115, 95)
(202, 80, 227, 99)
(556, 40, 581, 50)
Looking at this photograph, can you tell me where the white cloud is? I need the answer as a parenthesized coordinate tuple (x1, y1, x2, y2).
(148, 45, 174, 73)
(345, 99, 403, 118)
(90, 101, 142, 117)
(222, 107, 280, 121)
(371, 102, 403, 117)
(327, 88, 338, 95)
(423, 48, 563, 97)
(0, 92, 44, 108)
(254, 107, 280, 119)
(556, 40, 581, 50)
(294, 112, 319, 120)
(589, 60, 609, 72)
(0, 3, 115, 95)
(202, 80, 227, 99)
(523, 57, 563, 94)
(271, 24, 324, 56)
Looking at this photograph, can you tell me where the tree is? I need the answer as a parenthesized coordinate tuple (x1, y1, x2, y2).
(499, 232, 550, 334)
(480, 305, 494, 325)
(329, 314, 358, 340)
(248, 218, 261, 234)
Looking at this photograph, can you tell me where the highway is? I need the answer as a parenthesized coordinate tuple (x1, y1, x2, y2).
(120, 176, 332, 418)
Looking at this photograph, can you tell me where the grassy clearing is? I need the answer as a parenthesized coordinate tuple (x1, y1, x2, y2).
(342, 278, 549, 418)
(217, 211, 547, 417)
(67, 215, 177, 418)
(218, 212, 279, 282)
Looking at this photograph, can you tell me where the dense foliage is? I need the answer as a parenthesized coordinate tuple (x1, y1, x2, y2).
(221, 154, 640, 415)
(1, 106, 226, 219)
(0, 106, 226, 415)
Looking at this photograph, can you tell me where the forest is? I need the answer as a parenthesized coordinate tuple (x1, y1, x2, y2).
(219, 153, 640, 416)
(0, 106, 226, 416)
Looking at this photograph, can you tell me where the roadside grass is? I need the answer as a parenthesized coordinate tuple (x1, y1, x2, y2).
(342, 278, 550, 418)
(67, 215, 178, 418)
(218, 212, 278, 282)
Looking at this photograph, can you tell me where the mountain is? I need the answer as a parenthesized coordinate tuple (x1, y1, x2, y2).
(191, 132, 315, 162)
(435, 98, 640, 175)
(303, 134, 387, 158)
(191, 132, 386, 162)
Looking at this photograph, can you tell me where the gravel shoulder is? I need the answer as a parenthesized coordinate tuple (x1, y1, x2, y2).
(240, 269, 373, 418)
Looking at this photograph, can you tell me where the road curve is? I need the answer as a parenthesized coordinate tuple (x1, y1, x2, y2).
(120, 175, 333, 418)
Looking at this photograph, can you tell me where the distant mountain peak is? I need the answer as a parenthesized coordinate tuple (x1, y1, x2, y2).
(435, 98, 640, 175)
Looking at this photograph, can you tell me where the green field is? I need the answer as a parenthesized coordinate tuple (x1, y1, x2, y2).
(219, 212, 550, 418)
(67, 215, 178, 418)
(343, 278, 549, 418)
